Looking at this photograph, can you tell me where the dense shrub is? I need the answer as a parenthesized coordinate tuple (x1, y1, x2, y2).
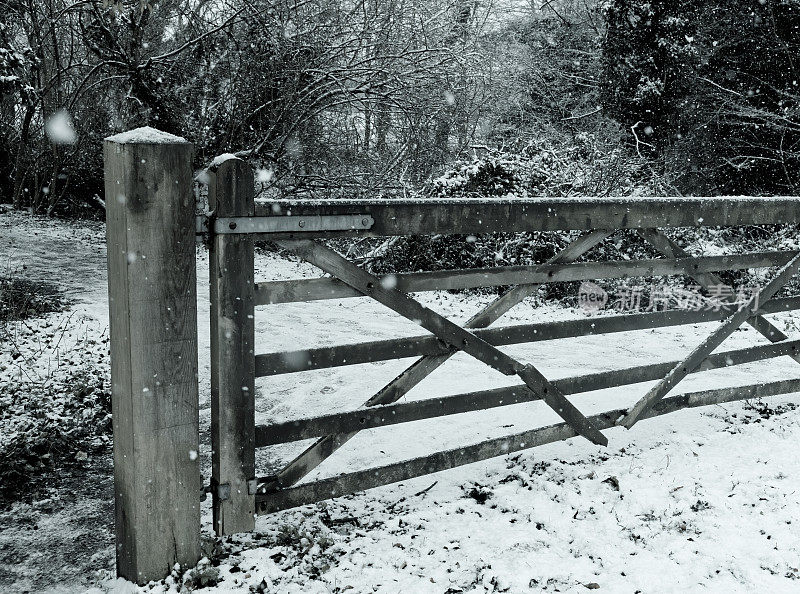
(428, 134, 664, 200)
(0, 279, 110, 502)
(369, 136, 667, 294)
(602, 0, 800, 194)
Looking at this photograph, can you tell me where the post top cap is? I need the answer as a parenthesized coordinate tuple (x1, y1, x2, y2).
(105, 126, 189, 145)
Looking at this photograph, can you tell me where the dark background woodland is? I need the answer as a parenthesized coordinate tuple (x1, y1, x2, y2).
(1, 0, 798, 217)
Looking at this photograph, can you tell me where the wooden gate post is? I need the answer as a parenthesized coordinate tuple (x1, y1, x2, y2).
(208, 157, 256, 535)
(104, 127, 201, 583)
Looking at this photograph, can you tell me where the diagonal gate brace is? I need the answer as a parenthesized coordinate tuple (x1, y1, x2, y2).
(619, 250, 800, 428)
(265, 231, 612, 489)
(277, 239, 609, 448)
(368, 231, 614, 405)
(637, 228, 800, 358)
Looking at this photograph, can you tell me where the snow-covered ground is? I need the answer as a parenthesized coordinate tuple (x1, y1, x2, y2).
(2, 211, 800, 593)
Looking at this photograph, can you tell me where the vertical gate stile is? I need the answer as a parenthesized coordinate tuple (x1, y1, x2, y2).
(209, 158, 257, 535)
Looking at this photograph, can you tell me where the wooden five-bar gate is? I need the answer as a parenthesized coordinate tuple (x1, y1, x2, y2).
(104, 128, 800, 583)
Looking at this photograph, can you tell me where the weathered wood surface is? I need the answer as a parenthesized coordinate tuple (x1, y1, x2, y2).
(255, 295, 800, 376)
(241, 196, 800, 238)
(255, 338, 800, 446)
(255, 376, 800, 514)
(638, 229, 799, 358)
(255, 250, 797, 305)
(621, 251, 800, 427)
(260, 231, 610, 490)
(104, 129, 200, 583)
(209, 158, 256, 535)
(276, 240, 607, 447)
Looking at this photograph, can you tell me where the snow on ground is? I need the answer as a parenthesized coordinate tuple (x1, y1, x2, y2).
(167, 401, 800, 594)
(2, 211, 800, 592)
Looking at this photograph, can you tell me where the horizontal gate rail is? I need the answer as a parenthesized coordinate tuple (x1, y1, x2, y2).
(255, 296, 800, 376)
(202, 196, 800, 238)
(254, 250, 798, 305)
(255, 377, 800, 514)
(255, 338, 800, 446)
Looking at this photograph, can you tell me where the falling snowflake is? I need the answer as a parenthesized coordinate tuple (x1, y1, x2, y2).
(45, 110, 77, 145)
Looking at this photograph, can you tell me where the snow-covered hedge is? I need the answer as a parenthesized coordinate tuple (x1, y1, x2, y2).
(0, 366, 110, 500)
(428, 132, 660, 200)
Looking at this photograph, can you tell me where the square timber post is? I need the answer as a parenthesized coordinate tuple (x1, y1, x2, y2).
(104, 127, 201, 583)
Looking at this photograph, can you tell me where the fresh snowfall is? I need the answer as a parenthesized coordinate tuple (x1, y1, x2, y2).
(2, 211, 800, 594)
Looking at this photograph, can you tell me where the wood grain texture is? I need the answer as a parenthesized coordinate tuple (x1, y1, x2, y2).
(104, 132, 200, 584)
(209, 158, 256, 535)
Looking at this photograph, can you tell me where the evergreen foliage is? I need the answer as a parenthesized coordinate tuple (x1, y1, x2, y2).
(602, 0, 800, 194)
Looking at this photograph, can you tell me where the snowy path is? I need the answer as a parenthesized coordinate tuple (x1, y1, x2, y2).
(3, 212, 800, 592)
(0, 212, 108, 307)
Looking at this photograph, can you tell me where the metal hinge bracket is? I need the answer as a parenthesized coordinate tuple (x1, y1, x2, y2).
(196, 214, 374, 235)
(205, 481, 256, 501)
(215, 483, 231, 501)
